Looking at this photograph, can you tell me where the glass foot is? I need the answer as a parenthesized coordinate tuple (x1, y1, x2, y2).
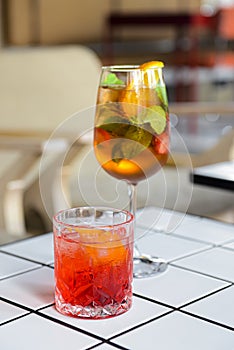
(133, 254, 167, 278)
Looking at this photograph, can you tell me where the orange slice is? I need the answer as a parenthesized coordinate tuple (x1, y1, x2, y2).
(97, 86, 121, 104)
(126, 61, 164, 90)
(140, 60, 164, 70)
(119, 61, 164, 117)
(84, 229, 127, 265)
(119, 88, 160, 117)
(140, 60, 164, 87)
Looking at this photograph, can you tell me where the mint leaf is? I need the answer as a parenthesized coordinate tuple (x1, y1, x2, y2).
(125, 125, 152, 147)
(96, 103, 124, 125)
(140, 105, 166, 135)
(112, 126, 152, 162)
(112, 141, 143, 163)
(98, 116, 130, 136)
(102, 73, 125, 86)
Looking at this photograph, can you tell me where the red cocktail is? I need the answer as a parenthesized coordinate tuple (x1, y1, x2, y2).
(53, 207, 134, 319)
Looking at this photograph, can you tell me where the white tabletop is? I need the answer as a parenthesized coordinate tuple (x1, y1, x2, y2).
(1, 207, 234, 350)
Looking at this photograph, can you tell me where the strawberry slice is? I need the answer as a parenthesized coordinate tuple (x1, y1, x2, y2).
(95, 127, 111, 144)
(153, 132, 169, 155)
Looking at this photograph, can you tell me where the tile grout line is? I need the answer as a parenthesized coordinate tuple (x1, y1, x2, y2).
(2, 292, 234, 343)
(36, 306, 181, 345)
(3, 293, 234, 339)
(0, 312, 32, 327)
(37, 305, 175, 346)
(134, 281, 233, 313)
(216, 244, 234, 253)
(36, 303, 55, 312)
(1, 296, 59, 324)
(108, 309, 175, 341)
(0, 231, 52, 248)
(0, 296, 106, 343)
(168, 232, 230, 246)
(34, 311, 108, 342)
(177, 283, 233, 310)
(170, 262, 234, 284)
(0, 265, 44, 282)
(168, 245, 215, 264)
(137, 218, 234, 245)
(136, 224, 233, 264)
(168, 233, 216, 245)
(133, 292, 176, 310)
(179, 309, 234, 332)
(0, 295, 52, 314)
(135, 289, 234, 334)
(85, 340, 130, 350)
(0, 249, 54, 267)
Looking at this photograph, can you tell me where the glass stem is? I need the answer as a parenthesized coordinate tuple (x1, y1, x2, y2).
(128, 182, 141, 258)
(128, 182, 137, 218)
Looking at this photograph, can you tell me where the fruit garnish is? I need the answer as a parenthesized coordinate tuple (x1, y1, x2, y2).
(112, 125, 152, 162)
(139, 61, 167, 106)
(97, 116, 130, 137)
(119, 88, 160, 117)
(118, 90, 138, 117)
(118, 61, 165, 117)
(97, 86, 122, 103)
(140, 61, 164, 89)
(67, 228, 127, 266)
(140, 61, 164, 70)
(102, 73, 125, 86)
(139, 105, 167, 134)
(95, 128, 111, 143)
(153, 131, 169, 155)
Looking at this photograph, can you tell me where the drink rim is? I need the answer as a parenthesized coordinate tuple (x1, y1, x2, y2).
(101, 65, 163, 72)
(53, 206, 134, 229)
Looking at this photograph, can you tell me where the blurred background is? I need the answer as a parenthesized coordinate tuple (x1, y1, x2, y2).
(0, 0, 233, 243)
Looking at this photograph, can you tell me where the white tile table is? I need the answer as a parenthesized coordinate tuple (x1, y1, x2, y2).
(1, 207, 234, 350)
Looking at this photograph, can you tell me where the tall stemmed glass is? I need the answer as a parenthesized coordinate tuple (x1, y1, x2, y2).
(94, 62, 170, 278)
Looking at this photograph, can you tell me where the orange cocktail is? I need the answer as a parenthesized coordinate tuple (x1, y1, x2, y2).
(53, 207, 134, 319)
(94, 61, 170, 184)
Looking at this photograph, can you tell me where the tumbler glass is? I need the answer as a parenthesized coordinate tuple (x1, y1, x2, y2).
(53, 207, 134, 319)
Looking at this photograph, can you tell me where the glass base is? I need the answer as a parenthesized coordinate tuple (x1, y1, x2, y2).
(55, 292, 132, 319)
(133, 255, 167, 278)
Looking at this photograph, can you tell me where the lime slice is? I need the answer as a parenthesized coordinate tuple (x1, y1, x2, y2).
(140, 105, 166, 135)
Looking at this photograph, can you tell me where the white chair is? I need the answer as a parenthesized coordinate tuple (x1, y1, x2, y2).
(0, 45, 101, 237)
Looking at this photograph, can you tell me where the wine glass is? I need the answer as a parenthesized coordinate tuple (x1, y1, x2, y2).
(93, 62, 170, 278)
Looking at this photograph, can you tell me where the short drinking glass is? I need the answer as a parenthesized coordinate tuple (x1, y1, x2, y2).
(53, 207, 134, 319)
